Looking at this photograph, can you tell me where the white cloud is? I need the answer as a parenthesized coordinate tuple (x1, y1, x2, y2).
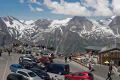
(36, 7, 43, 12)
(20, 0, 120, 16)
(28, 4, 35, 12)
(94, 0, 113, 16)
(30, 0, 41, 5)
(60, 0, 64, 4)
(44, 0, 91, 16)
(21, 0, 42, 12)
(20, 0, 24, 3)
(81, 0, 113, 16)
(112, 0, 120, 15)
(43, 0, 113, 16)
(84, 0, 97, 8)
(28, 4, 43, 12)
(30, 0, 36, 3)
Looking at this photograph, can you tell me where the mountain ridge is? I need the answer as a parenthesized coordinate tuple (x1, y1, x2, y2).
(0, 16, 119, 53)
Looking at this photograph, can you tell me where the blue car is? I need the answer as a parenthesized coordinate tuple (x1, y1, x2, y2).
(10, 64, 22, 73)
(45, 63, 70, 75)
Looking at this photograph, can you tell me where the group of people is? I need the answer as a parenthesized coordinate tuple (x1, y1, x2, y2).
(88, 61, 113, 80)
(64, 55, 72, 63)
(0, 48, 12, 57)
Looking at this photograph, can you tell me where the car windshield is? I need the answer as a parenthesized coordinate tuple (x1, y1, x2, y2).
(24, 59, 32, 62)
(35, 69, 47, 75)
(28, 72, 36, 77)
(17, 65, 22, 68)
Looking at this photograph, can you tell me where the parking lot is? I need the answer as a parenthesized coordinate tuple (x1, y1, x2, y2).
(0, 52, 109, 80)
(0, 52, 119, 80)
(0, 52, 22, 80)
(0, 53, 64, 80)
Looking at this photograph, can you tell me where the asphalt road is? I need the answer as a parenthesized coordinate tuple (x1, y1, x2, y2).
(0, 53, 119, 80)
(0, 52, 22, 80)
(53, 58, 120, 80)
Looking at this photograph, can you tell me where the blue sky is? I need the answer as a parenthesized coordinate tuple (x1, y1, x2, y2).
(0, 0, 119, 20)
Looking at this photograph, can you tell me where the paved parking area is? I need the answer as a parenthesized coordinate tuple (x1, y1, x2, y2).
(0, 52, 21, 80)
(0, 53, 64, 80)
(0, 53, 20, 80)
(0, 53, 119, 80)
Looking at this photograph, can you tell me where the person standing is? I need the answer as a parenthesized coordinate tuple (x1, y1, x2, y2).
(7, 48, 12, 56)
(89, 61, 94, 72)
(106, 71, 112, 80)
(0, 49, 2, 57)
(109, 64, 113, 73)
(89, 62, 92, 71)
(65, 56, 67, 63)
(69, 55, 72, 62)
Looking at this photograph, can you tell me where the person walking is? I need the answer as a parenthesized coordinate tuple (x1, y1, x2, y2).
(65, 56, 67, 63)
(69, 55, 72, 62)
(106, 71, 112, 80)
(109, 64, 113, 73)
(89, 61, 94, 72)
(0, 49, 2, 57)
(89, 62, 92, 71)
(7, 48, 12, 56)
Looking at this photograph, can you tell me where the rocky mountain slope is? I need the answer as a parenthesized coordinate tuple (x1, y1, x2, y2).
(0, 16, 119, 54)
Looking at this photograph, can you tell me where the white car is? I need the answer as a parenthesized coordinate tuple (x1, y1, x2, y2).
(16, 69, 43, 80)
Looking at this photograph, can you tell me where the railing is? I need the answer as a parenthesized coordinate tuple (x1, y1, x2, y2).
(72, 57, 89, 68)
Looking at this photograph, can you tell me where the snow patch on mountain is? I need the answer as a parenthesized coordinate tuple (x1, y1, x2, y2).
(0, 16, 119, 43)
(49, 18, 72, 29)
(25, 20, 35, 25)
(72, 19, 115, 39)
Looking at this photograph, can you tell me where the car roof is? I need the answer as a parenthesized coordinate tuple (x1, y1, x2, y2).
(17, 69, 33, 73)
(23, 58, 32, 60)
(50, 63, 69, 66)
(30, 68, 44, 72)
(72, 71, 89, 74)
(11, 64, 21, 66)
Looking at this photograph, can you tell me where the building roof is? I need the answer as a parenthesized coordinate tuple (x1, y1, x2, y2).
(85, 46, 102, 51)
(100, 43, 120, 53)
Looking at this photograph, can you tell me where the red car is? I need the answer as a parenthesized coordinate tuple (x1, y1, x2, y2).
(38, 56, 50, 64)
(64, 72, 94, 80)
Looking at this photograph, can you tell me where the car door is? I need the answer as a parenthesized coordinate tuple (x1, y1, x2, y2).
(10, 65, 16, 72)
(17, 71, 29, 79)
(70, 73, 85, 80)
(14, 65, 18, 72)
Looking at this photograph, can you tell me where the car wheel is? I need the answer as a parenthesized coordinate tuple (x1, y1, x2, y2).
(44, 68, 47, 72)
(65, 77, 70, 80)
(58, 72, 62, 75)
(7, 75, 19, 80)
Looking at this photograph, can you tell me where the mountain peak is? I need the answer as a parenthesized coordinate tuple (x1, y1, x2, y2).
(109, 16, 120, 26)
(72, 16, 87, 21)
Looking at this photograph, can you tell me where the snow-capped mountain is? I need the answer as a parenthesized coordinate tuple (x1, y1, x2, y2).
(0, 16, 119, 53)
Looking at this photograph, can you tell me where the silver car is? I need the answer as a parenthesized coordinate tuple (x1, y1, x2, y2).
(16, 69, 43, 80)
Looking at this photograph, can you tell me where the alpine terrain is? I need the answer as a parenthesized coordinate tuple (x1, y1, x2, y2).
(0, 16, 119, 54)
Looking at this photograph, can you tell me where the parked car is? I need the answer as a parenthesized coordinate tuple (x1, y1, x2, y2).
(16, 69, 43, 80)
(38, 56, 50, 64)
(10, 64, 22, 73)
(7, 73, 28, 80)
(29, 68, 51, 80)
(64, 72, 94, 80)
(19, 57, 37, 68)
(22, 54, 38, 63)
(45, 63, 70, 75)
